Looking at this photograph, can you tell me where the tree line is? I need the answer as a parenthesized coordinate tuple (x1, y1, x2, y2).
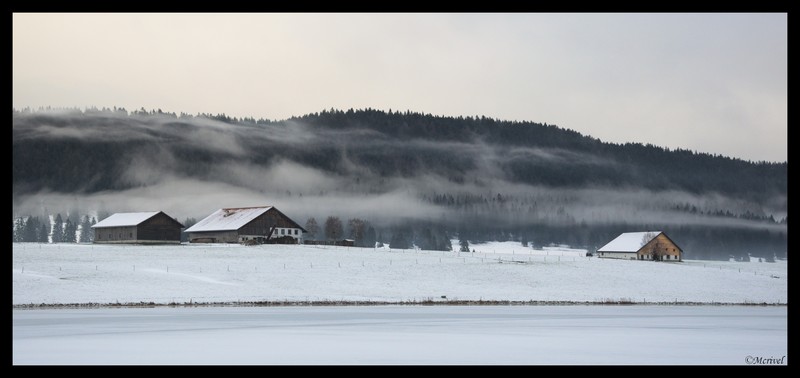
(299, 216, 451, 251)
(12, 213, 97, 243)
(11, 210, 786, 262)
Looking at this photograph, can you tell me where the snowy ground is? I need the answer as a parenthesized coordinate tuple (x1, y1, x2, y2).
(12, 242, 786, 305)
(13, 305, 787, 365)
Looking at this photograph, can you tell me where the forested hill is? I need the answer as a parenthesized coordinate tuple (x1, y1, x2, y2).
(12, 107, 786, 201)
(291, 109, 785, 199)
(12, 107, 787, 260)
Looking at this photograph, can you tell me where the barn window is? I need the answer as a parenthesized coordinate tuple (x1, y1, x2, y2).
(108, 233, 111, 239)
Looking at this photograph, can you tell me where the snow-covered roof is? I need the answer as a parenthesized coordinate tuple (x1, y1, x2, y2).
(597, 231, 662, 253)
(92, 212, 161, 228)
(185, 206, 273, 232)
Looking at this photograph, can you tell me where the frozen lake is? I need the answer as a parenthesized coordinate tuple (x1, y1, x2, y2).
(13, 305, 786, 365)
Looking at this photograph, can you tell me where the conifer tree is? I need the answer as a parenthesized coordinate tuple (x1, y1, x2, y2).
(52, 214, 63, 243)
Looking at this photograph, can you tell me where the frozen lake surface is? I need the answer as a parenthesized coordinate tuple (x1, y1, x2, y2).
(13, 305, 786, 365)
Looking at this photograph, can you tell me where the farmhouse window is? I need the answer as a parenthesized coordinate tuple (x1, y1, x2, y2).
(281, 229, 285, 235)
(294, 229, 298, 235)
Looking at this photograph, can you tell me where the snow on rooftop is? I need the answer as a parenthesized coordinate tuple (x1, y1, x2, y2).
(185, 207, 272, 232)
(597, 231, 662, 252)
(91, 212, 160, 228)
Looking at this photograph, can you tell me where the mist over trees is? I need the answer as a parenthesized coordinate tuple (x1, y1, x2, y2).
(304, 217, 319, 240)
(11, 107, 787, 260)
(324, 216, 343, 241)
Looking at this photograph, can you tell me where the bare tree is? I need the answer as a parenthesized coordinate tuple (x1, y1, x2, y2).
(305, 217, 319, 240)
(324, 216, 343, 241)
(348, 218, 366, 245)
(641, 232, 660, 261)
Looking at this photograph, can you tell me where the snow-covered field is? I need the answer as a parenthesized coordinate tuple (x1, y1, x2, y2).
(13, 305, 787, 365)
(12, 242, 786, 305)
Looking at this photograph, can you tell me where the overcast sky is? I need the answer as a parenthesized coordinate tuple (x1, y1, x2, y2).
(13, 13, 787, 162)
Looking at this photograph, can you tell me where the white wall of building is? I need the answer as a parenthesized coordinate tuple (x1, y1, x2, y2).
(271, 227, 303, 242)
(597, 251, 638, 260)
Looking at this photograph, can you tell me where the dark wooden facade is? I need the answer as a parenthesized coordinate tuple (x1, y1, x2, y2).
(95, 226, 138, 243)
(94, 212, 183, 244)
(238, 208, 303, 236)
(188, 207, 306, 244)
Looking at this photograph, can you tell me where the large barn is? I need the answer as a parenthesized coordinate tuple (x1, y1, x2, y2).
(185, 206, 306, 244)
(597, 231, 683, 261)
(92, 211, 184, 244)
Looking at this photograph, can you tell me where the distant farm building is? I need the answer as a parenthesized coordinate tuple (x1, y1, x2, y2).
(597, 231, 683, 261)
(92, 211, 184, 244)
(185, 206, 306, 244)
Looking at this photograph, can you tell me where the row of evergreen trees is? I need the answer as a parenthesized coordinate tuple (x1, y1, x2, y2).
(12, 214, 97, 243)
(11, 210, 785, 262)
(301, 216, 452, 251)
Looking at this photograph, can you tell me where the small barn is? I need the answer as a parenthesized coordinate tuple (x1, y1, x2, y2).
(92, 211, 184, 244)
(597, 231, 683, 261)
(185, 206, 306, 244)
